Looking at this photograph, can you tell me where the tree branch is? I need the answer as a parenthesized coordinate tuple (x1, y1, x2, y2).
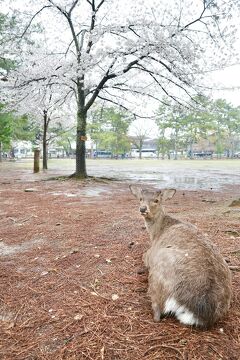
(97, 95, 155, 119)
(85, 55, 146, 112)
(21, 5, 52, 38)
(86, 0, 105, 54)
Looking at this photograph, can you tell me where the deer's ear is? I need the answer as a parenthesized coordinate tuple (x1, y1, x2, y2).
(154, 190, 162, 201)
(162, 189, 176, 201)
(129, 185, 142, 199)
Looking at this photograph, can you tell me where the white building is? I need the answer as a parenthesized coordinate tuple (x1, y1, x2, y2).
(12, 141, 34, 158)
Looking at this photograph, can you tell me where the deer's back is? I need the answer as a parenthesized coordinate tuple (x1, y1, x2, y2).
(144, 220, 232, 327)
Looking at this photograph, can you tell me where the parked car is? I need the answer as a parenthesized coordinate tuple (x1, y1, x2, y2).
(233, 152, 240, 158)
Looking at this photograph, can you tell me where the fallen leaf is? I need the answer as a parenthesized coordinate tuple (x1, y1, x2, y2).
(100, 346, 105, 360)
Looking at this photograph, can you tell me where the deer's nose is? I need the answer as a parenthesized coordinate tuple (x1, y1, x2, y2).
(140, 206, 147, 213)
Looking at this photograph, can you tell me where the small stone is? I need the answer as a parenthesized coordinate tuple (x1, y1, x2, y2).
(7, 322, 15, 329)
(106, 259, 112, 263)
(74, 314, 83, 321)
(70, 248, 79, 254)
(128, 241, 135, 249)
(111, 294, 119, 301)
(40, 271, 49, 276)
(24, 188, 37, 192)
(229, 199, 240, 207)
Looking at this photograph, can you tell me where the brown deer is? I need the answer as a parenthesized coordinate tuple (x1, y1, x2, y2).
(129, 185, 232, 328)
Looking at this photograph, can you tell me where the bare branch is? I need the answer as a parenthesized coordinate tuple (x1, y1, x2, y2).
(97, 95, 155, 119)
(85, 55, 146, 112)
(147, 55, 173, 74)
(68, 0, 80, 16)
(86, 0, 106, 54)
(21, 5, 52, 38)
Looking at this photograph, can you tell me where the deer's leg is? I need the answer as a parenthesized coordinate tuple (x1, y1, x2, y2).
(152, 302, 161, 322)
(137, 251, 149, 275)
(137, 265, 148, 275)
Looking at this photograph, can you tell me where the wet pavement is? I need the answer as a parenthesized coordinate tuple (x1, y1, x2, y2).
(86, 159, 240, 191)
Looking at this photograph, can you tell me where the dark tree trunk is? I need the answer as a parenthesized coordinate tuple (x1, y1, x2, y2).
(43, 110, 48, 170)
(174, 129, 178, 160)
(74, 80, 87, 178)
(34, 149, 40, 173)
(139, 139, 143, 159)
(75, 109, 87, 178)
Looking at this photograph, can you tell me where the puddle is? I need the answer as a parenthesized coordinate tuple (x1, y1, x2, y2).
(2, 160, 240, 191)
(50, 187, 108, 198)
(81, 188, 108, 197)
(86, 164, 240, 190)
(51, 191, 78, 197)
(0, 237, 45, 256)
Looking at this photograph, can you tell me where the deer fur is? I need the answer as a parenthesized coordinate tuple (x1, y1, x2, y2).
(129, 185, 232, 328)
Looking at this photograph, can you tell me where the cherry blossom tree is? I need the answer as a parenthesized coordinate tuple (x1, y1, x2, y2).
(2, 0, 240, 177)
(2, 51, 74, 169)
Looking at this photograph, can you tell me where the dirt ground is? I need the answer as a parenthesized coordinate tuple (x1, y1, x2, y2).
(0, 167, 240, 360)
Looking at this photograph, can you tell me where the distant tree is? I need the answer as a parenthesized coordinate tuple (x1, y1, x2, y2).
(155, 102, 187, 160)
(155, 97, 240, 159)
(0, 104, 36, 161)
(130, 121, 153, 159)
(55, 127, 75, 157)
(180, 96, 214, 158)
(155, 101, 173, 159)
(88, 106, 132, 156)
(211, 99, 240, 158)
(225, 106, 240, 157)
(156, 132, 172, 160)
(0, 106, 12, 161)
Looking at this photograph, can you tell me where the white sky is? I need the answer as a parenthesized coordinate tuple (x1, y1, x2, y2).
(210, 64, 240, 105)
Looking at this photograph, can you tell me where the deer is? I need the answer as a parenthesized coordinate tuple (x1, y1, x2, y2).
(129, 185, 232, 328)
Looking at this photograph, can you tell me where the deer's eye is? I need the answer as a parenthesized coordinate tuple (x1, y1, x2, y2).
(154, 199, 159, 203)
(140, 198, 143, 201)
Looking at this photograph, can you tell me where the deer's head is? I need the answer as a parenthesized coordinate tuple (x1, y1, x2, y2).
(129, 185, 176, 220)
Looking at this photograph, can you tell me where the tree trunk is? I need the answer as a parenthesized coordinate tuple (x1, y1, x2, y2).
(174, 132, 178, 160)
(67, 138, 73, 157)
(43, 110, 48, 170)
(139, 139, 143, 159)
(75, 109, 87, 178)
(34, 149, 40, 173)
(189, 139, 193, 159)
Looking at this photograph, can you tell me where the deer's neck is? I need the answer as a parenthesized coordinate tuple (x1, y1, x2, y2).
(145, 209, 166, 242)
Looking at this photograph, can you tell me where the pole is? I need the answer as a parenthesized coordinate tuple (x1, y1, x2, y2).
(34, 149, 40, 173)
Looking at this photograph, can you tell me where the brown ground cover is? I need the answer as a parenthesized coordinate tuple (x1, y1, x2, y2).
(0, 168, 239, 360)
